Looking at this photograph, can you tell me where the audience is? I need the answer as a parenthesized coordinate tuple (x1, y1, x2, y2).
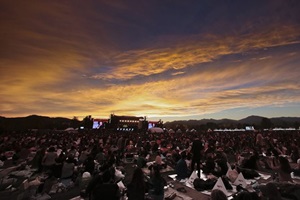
(0, 128, 300, 199)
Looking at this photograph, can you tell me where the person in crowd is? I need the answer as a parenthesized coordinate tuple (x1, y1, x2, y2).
(290, 143, 299, 163)
(136, 151, 147, 168)
(68, 146, 77, 158)
(269, 156, 293, 182)
(78, 171, 92, 191)
(127, 167, 146, 200)
(202, 152, 216, 175)
(259, 182, 282, 200)
(95, 147, 106, 166)
(107, 150, 119, 166)
(191, 137, 203, 178)
(175, 151, 189, 180)
(83, 155, 95, 175)
(149, 164, 166, 200)
(42, 146, 57, 172)
(31, 147, 46, 172)
(61, 156, 75, 179)
(256, 132, 264, 148)
(233, 191, 260, 200)
(210, 189, 227, 200)
(242, 151, 261, 170)
(52, 151, 65, 178)
(293, 158, 300, 176)
(155, 151, 163, 166)
(78, 147, 90, 165)
(85, 165, 120, 200)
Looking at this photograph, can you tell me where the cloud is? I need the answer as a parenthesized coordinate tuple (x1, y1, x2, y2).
(90, 25, 300, 81)
(172, 71, 185, 76)
(3, 48, 299, 119)
(1, 1, 300, 119)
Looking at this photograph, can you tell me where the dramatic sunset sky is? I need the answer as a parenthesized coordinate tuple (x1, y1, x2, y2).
(1, 0, 300, 121)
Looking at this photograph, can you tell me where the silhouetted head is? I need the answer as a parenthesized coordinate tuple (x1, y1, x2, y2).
(211, 189, 227, 200)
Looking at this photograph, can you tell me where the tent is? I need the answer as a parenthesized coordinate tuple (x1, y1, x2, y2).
(64, 127, 78, 133)
(149, 127, 164, 133)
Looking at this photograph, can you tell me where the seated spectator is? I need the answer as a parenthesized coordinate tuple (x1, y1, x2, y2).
(52, 153, 65, 178)
(68, 146, 78, 158)
(202, 152, 216, 174)
(211, 189, 227, 200)
(293, 158, 300, 176)
(83, 156, 95, 175)
(175, 151, 189, 180)
(95, 147, 106, 165)
(78, 147, 90, 164)
(89, 169, 120, 200)
(136, 152, 147, 168)
(242, 151, 260, 170)
(80, 171, 91, 190)
(234, 191, 260, 200)
(259, 182, 282, 200)
(290, 144, 299, 163)
(127, 168, 146, 200)
(149, 164, 166, 200)
(155, 151, 163, 166)
(269, 156, 293, 182)
(42, 147, 57, 172)
(61, 156, 75, 179)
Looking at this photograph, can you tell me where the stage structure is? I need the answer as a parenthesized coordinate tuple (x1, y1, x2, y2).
(92, 114, 162, 132)
(109, 114, 144, 132)
(92, 118, 109, 129)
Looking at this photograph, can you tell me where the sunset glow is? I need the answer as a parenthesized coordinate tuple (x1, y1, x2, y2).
(1, 0, 300, 121)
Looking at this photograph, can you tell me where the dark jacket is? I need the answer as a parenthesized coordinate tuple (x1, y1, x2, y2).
(175, 158, 189, 180)
(191, 139, 203, 160)
(127, 182, 145, 200)
(92, 183, 120, 200)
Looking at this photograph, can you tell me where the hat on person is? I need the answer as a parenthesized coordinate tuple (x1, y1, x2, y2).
(82, 172, 91, 179)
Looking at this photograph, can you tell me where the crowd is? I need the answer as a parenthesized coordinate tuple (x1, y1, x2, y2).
(0, 129, 300, 199)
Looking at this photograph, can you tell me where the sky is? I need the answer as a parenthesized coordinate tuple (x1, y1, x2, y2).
(1, 0, 300, 122)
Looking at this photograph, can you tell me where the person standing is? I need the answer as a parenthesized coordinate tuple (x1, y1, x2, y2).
(191, 137, 203, 178)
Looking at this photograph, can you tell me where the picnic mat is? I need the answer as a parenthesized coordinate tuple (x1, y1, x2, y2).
(142, 165, 174, 175)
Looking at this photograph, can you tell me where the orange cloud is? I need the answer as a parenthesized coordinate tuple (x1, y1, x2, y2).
(91, 25, 300, 81)
(1, 1, 300, 119)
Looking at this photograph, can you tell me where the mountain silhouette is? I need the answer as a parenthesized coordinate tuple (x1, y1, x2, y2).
(0, 115, 300, 131)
